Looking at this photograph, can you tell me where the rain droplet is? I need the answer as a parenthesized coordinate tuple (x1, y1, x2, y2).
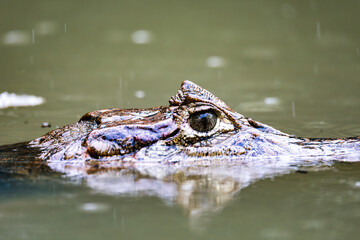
(292, 101, 296, 118)
(35, 21, 59, 36)
(2, 30, 31, 45)
(135, 90, 146, 99)
(206, 56, 226, 68)
(316, 22, 321, 39)
(118, 76, 123, 90)
(313, 64, 318, 75)
(264, 97, 279, 105)
(131, 30, 152, 44)
(78, 203, 109, 213)
(32, 28, 35, 44)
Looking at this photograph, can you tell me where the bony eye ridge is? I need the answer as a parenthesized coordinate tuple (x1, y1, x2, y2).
(189, 110, 218, 132)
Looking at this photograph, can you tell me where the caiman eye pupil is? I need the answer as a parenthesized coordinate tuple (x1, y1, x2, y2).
(189, 111, 217, 132)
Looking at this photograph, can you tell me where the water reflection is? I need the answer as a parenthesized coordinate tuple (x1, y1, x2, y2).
(49, 161, 298, 219)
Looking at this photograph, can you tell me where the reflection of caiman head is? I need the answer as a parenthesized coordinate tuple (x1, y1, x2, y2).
(83, 163, 292, 219)
(30, 80, 360, 164)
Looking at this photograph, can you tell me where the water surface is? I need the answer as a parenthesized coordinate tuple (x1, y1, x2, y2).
(0, 0, 360, 239)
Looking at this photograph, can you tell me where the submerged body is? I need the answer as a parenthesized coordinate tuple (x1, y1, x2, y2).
(1, 80, 360, 173)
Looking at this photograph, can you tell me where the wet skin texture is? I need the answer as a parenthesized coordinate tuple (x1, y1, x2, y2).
(1, 80, 360, 174)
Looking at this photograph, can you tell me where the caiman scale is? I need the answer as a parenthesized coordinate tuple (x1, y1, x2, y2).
(1, 81, 359, 174)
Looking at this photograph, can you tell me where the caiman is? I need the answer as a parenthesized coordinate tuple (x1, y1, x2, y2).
(0, 80, 359, 175)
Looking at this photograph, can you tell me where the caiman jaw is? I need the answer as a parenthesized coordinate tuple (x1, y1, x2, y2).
(84, 115, 179, 158)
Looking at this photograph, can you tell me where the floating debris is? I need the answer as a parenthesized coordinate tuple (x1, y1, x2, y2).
(206, 56, 226, 68)
(0, 92, 45, 109)
(131, 30, 152, 44)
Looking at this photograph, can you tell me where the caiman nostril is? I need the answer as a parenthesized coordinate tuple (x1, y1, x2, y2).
(248, 119, 262, 128)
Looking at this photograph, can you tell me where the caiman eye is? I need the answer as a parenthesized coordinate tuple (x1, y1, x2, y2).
(189, 110, 218, 132)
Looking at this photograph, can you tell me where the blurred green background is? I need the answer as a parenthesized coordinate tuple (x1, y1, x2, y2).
(1, 1, 360, 239)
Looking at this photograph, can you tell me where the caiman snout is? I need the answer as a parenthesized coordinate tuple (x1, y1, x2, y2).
(84, 111, 179, 158)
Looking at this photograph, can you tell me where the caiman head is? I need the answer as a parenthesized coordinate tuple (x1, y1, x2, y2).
(30, 80, 304, 163)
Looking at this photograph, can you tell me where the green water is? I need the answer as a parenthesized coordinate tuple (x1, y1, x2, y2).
(1, 0, 360, 239)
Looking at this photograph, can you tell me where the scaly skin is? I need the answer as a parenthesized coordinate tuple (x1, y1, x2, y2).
(25, 80, 359, 166)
